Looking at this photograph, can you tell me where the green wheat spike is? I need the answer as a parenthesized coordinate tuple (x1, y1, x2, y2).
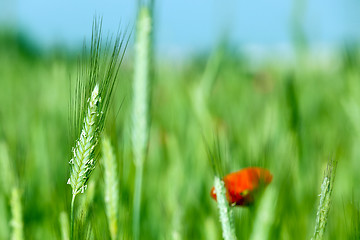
(102, 136, 119, 240)
(312, 158, 337, 240)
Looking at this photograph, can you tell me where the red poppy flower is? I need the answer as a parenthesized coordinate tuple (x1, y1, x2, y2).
(210, 167, 273, 206)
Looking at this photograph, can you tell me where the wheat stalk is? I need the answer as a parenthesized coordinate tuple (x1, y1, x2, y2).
(0, 141, 15, 196)
(0, 142, 23, 240)
(10, 188, 23, 240)
(132, 6, 152, 240)
(249, 186, 277, 240)
(67, 18, 128, 240)
(68, 83, 101, 240)
(206, 137, 236, 240)
(132, 7, 151, 168)
(102, 135, 119, 240)
(59, 211, 70, 240)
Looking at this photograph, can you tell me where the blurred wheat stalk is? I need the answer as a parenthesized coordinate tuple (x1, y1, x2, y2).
(59, 212, 70, 240)
(102, 136, 119, 240)
(249, 186, 277, 240)
(132, 5, 152, 240)
(0, 142, 24, 240)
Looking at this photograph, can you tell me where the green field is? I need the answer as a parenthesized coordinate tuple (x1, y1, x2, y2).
(0, 25, 360, 239)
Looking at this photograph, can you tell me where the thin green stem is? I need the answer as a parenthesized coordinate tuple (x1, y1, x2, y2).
(70, 194, 76, 240)
(132, 164, 143, 240)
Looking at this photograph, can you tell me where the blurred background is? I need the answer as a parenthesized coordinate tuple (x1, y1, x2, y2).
(1, 0, 360, 239)
(2, 0, 360, 58)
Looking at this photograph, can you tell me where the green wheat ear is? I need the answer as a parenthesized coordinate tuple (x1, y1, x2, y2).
(101, 135, 119, 240)
(312, 158, 338, 240)
(0, 142, 23, 240)
(213, 176, 237, 240)
(68, 84, 101, 196)
(206, 138, 236, 240)
(67, 18, 129, 240)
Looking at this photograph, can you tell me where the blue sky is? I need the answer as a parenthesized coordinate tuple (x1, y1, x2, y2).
(1, 0, 360, 56)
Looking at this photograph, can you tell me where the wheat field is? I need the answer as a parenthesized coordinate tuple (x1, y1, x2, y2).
(0, 6, 360, 240)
